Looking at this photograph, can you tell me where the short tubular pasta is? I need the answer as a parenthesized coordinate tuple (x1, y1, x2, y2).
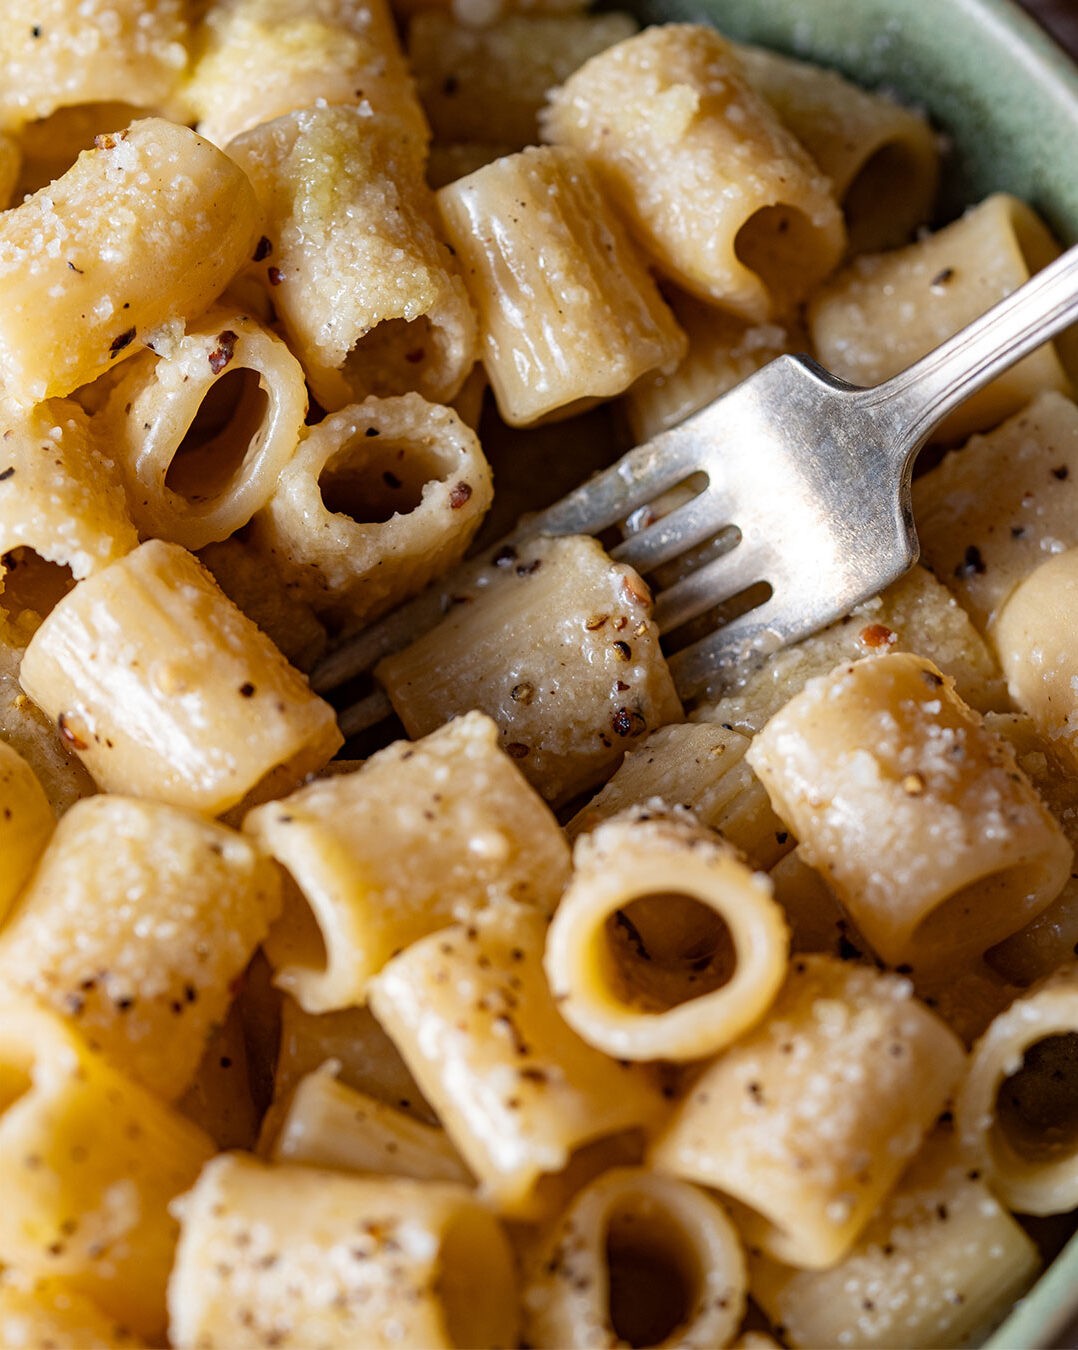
(368, 901, 667, 1218)
(749, 1132, 1040, 1350)
(104, 306, 308, 551)
(735, 43, 939, 253)
(649, 955, 965, 1270)
(991, 548, 1078, 771)
(913, 391, 1078, 632)
(247, 394, 492, 628)
(180, 0, 427, 149)
(0, 794, 281, 1100)
(0, 0, 187, 132)
(746, 653, 1072, 970)
(957, 965, 1078, 1215)
(228, 104, 476, 412)
(245, 711, 570, 1011)
(270, 1064, 472, 1184)
(376, 534, 683, 806)
(523, 1167, 746, 1350)
(0, 1278, 146, 1349)
(0, 738, 53, 922)
(809, 194, 1072, 443)
(437, 145, 686, 427)
(566, 721, 792, 871)
(19, 540, 342, 815)
(0, 993, 214, 1340)
(0, 119, 260, 407)
(545, 808, 789, 1061)
(0, 399, 136, 593)
(168, 1154, 519, 1350)
(541, 24, 846, 322)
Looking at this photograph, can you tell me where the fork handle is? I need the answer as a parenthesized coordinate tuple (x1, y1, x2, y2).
(861, 242, 1078, 458)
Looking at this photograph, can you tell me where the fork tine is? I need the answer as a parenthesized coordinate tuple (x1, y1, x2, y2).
(653, 533, 775, 633)
(612, 484, 732, 574)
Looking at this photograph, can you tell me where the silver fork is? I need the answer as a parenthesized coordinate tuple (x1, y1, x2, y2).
(315, 244, 1078, 736)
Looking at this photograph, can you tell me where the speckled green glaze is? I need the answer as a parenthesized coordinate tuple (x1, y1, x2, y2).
(616, 1, 1078, 1346)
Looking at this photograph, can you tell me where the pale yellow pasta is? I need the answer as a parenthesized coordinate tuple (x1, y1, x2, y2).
(0, 1277, 145, 1349)
(13, 102, 142, 198)
(991, 548, 1078, 773)
(0, 119, 260, 407)
(650, 955, 965, 1269)
(984, 712, 1078, 985)
(377, 534, 683, 806)
(0, 0, 187, 131)
(914, 391, 1078, 632)
(437, 145, 686, 426)
(168, 1154, 519, 1349)
(541, 24, 846, 322)
(735, 43, 939, 253)
(228, 104, 476, 412)
(0, 738, 53, 924)
(408, 12, 636, 148)
(19, 540, 342, 815)
(523, 1167, 746, 1349)
(0, 400, 136, 604)
(247, 394, 493, 629)
(749, 1132, 1040, 1349)
(0, 794, 281, 1100)
(180, 0, 427, 149)
(746, 653, 1071, 969)
(809, 194, 1072, 443)
(626, 293, 793, 442)
(368, 900, 666, 1218)
(198, 535, 328, 673)
(0, 993, 214, 1339)
(957, 964, 1078, 1215)
(566, 722, 792, 870)
(0, 610, 97, 815)
(546, 808, 788, 1061)
(104, 305, 308, 551)
(698, 564, 1007, 735)
(245, 711, 570, 1011)
(270, 1063, 472, 1184)
(272, 996, 437, 1128)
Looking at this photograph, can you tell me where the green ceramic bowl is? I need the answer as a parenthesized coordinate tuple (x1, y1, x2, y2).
(616, 1, 1078, 1345)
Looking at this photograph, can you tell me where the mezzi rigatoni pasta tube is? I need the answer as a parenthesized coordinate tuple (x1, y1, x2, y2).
(0, 994, 214, 1339)
(745, 653, 1071, 969)
(0, 119, 260, 406)
(228, 103, 475, 412)
(0, 794, 281, 1100)
(0, 737, 54, 922)
(546, 807, 789, 1061)
(541, 24, 846, 322)
(104, 305, 308, 551)
(436, 144, 686, 426)
(168, 1155, 519, 1349)
(19, 540, 342, 815)
(649, 955, 965, 1269)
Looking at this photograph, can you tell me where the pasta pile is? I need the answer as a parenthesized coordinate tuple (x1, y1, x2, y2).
(0, 1, 1076, 1347)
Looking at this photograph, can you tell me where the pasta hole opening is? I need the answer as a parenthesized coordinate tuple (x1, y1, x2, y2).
(910, 867, 1035, 963)
(343, 317, 438, 398)
(437, 1205, 514, 1348)
(993, 1032, 1078, 1164)
(166, 367, 268, 505)
(602, 893, 736, 1013)
(734, 206, 821, 310)
(0, 548, 75, 620)
(262, 872, 329, 981)
(605, 1199, 699, 1347)
(843, 141, 930, 252)
(17, 102, 146, 194)
(320, 436, 446, 525)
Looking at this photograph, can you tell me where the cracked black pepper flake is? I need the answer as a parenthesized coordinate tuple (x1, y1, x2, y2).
(383, 470, 402, 489)
(612, 640, 632, 661)
(267, 266, 283, 286)
(108, 326, 137, 357)
(493, 544, 517, 567)
(1052, 465, 1070, 480)
(0, 467, 13, 481)
(57, 712, 88, 751)
(208, 330, 238, 374)
(506, 742, 529, 758)
(930, 266, 955, 288)
(239, 682, 256, 698)
(611, 707, 646, 737)
(955, 544, 986, 578)
(253, 235, 272, 261)
(511, 682, 534, 704)
(449, 481, 473, 509)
